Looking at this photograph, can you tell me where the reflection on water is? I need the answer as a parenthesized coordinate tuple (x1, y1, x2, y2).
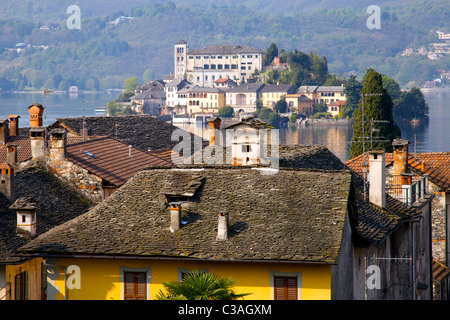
(174, 122, 354, 162)
(1, 89, 448, 163)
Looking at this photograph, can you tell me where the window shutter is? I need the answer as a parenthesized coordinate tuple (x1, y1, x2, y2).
(124, 272, 147, 300)
(274, 276, 297, 300)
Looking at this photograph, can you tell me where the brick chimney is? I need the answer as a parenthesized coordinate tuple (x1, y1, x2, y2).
(29, 127, 46, 159)
(0, 163, 15, 201)
(368, 150, 386, 208)
(0, 119, 9, 144)
(10, 197, 37, 238)
(8, 115, 20, 136)
(28, 103, 44, 127)
(392, 139, 410, 185)
(49, 129, 67, 162)
(6, 145, 18, 168)
(217, 211, 229, 241)
(208, 117, 222, 146)
(169, 202, 182, 233)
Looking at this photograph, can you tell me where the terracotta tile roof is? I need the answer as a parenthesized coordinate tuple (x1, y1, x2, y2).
(345, 152, 450, 191)
(0, 136, 32, 163)
(65, 136, 172, 186)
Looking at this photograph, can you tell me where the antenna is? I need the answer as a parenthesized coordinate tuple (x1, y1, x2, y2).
(348, 92, 385, 201)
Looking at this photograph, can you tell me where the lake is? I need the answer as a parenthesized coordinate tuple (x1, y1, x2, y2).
(0, 88, 448, 162)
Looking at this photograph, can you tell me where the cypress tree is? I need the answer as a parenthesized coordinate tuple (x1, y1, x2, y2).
(349, 69, 401, 159)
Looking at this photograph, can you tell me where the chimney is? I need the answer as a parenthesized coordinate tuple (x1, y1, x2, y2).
(208, 117, 222, 146)
(392, 139, 410, 185)
(10, 197, 36, 238)
(217, 211, 229, 241)
(0, 119, 9, 144)
(28, 103, 44, 127)
(49, 129, 67, 161)
(29, 127, 46, 159)
(0, 163, 15, 201)
(6, 145, 18, 168)
(169, 202, 182, 233)
(8, 115, 20, 136)
(368, 150, 386, 208)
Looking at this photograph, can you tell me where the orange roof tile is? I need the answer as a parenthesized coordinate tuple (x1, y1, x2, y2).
(65, 136, 172, 186)
(345, 152, 450, 190)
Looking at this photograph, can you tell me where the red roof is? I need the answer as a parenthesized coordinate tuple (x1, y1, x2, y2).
(345, 152, 450, 190)
(65, 136, 172, 186)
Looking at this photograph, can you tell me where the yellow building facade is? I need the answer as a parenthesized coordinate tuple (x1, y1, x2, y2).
(187, 89, 225, 115)
(43, 257, 332, 300)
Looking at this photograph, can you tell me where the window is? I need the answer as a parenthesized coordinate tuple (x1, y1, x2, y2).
(242, 144, 252, 153)
(211, 64, 216, 70)
(15, 272, 28, 300)
(204, 64, 209, 69)
(124, 272, 147, 300)
(273, 276, 297, 300)
(225, 64, 230, 69)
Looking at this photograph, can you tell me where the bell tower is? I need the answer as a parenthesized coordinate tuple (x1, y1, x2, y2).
(174, 40, 188, 79)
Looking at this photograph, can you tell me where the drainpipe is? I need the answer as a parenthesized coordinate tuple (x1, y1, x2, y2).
(43, 259, 67, 300)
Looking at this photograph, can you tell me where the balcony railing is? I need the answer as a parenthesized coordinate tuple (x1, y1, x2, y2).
(385, 174, 429, 205)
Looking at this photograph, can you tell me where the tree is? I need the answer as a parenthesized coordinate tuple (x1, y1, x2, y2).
(155, 271, 250, 300)
(218, 106, 234, 118)
(265, 42, 279, 66)
(342, 75, 363, 118)
(274, 97, 287, 113)
(123, 77, 140, 93)
(382, 76, 402, 102)
(394, 86, 429, 120)
(349, 69, 401, 159)
(268, 112, 281, 128)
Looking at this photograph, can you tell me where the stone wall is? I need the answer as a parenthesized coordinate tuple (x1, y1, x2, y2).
(46, 156, 103, 202)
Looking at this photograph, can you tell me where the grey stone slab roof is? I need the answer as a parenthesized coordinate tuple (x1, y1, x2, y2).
(20, 167, 352, 263)
(260, 84, 295, 93)
(225, 83, 265, 93)
(48, 115, 207, 152)
(189, 44, 264, 55)
(0, 163, 94, 263)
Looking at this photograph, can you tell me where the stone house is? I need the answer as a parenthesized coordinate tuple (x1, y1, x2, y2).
(225, 83, 265, 115)
(45, 130, 172, 201)
(0, 162, 94, 300)
(164, 78, 191, 113)
(345, 139, 450, 299)
(260, 84, 296, 110)
(297, 85, 347, 106)
(174, 40, 264, 86)
(284, 94, 314, 115)
(16, 140, 434, 300)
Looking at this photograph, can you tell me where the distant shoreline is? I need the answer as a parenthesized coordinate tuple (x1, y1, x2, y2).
(2, 89, 125, 94)
(420, 87, 450, 92)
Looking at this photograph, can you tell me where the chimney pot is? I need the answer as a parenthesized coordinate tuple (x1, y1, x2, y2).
(0, 163, 15, 201)
(217, 211, 229, 241)
(169, 202, 182, 233)
(8, 115, 20, 136)
(392, 139, 410, 185)
(6, 144, 18, 167)
(29, 127, 46, 159)
(10, 198, 36, 237)
(208, 117, 222, 147)
(28, 103, 44, 127)
(368, 150, 386, 208)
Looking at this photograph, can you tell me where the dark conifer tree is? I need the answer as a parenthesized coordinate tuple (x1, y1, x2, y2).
(349, 69, 401, 159)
